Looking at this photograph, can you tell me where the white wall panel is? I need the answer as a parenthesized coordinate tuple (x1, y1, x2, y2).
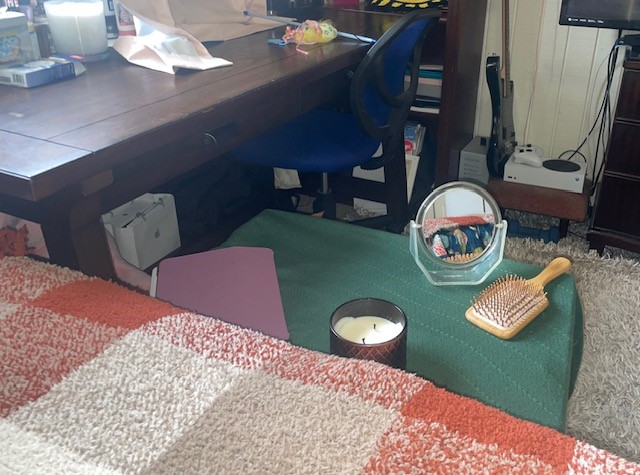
(474, 0, 625, 185)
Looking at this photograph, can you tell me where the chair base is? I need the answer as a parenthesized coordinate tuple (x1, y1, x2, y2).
(244, 158, 411, 233)
(312, 192, 336, 220)
(298, 164, 410, 234)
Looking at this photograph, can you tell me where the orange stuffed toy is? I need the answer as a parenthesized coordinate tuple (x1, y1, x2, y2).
(0, 225, 32, 257)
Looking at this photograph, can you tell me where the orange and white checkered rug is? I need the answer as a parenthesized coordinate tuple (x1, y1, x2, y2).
(1, 256, 637, 474)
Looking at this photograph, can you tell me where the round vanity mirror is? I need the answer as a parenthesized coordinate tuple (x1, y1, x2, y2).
(409, 181, 508, 286)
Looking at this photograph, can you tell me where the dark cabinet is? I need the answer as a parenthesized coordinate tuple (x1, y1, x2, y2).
(588, 59, 640, 254)
(432, 0, 489, 185)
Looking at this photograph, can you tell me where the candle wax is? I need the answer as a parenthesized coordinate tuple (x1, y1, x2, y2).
(44, 0, 108, 56)
(333, 316, 403, 345)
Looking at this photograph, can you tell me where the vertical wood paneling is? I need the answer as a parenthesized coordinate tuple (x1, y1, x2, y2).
(474, 0, 625, 182)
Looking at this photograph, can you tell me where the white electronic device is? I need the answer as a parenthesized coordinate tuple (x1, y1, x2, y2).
(503, 153, 586, 193)
(458, 136, 489, 185)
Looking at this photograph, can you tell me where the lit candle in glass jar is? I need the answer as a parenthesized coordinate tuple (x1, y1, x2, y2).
(332, 316, 403, 345)
(330, 298, 407, 369)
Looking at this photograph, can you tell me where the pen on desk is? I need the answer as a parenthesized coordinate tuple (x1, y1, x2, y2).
(243, 11, 377, 44)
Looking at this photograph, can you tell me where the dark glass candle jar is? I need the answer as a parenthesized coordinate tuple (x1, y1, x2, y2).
(330, 298, 407, 370)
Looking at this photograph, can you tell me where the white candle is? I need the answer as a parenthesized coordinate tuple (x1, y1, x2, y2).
(44, 0, 108, 56)
(333, 316, 403, 345)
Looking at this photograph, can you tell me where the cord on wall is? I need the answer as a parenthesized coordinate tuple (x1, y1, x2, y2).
(557, 35, 624, 197)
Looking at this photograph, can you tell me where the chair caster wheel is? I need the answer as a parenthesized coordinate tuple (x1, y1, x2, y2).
(313, 194, 336, 219)
(386, 221, 408, 234)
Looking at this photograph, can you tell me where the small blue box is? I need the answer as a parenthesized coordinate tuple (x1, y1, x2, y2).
(0, 57, 85, 88)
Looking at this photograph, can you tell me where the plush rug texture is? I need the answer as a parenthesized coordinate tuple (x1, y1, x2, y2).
(1, 256, 638, 474)
(502, 212, 640, 464)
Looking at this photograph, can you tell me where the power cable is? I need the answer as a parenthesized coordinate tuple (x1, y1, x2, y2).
(556, 32, 624, 197)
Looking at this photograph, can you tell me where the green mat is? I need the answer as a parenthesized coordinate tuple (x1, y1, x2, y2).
(221, 210, 583, 431)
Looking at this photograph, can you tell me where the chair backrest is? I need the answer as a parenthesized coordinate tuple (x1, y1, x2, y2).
(351, 9, 440, 170)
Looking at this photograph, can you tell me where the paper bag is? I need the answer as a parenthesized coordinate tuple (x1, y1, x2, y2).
(112, 7, 229, 73)
(115, 0, 276, 42)
(113, 0, 278, 73)
(102, 193, 181, 270)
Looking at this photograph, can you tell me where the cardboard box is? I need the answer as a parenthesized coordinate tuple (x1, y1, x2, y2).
(0, 57, 85, 88)
(404, 121, 425, 155)
(458, 136, 490, 185)
(102, 193, 181, 270)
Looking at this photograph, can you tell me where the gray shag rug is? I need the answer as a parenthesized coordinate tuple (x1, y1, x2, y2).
(501, 211, 640, 464)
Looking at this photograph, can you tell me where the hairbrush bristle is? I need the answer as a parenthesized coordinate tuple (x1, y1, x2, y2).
(443, 253, 478, 264)
(466, 258, 571, 339)
(470, 275, 546, 329)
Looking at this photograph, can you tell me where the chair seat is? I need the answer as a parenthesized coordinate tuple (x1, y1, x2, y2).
(231, 10, 439, 229)
(234, 109, 382, 173)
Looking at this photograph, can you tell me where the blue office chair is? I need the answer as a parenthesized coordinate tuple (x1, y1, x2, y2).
(233, 10, 440, 231)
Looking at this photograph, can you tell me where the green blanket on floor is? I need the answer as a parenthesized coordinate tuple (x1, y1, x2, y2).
(221, 210, 583, 431)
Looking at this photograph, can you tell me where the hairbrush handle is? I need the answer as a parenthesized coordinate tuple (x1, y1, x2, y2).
(529, 257, 572, 288)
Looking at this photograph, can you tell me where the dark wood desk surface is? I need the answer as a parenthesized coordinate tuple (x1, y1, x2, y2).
(1, 10, 402, 202)
(0, 9, 403, 279)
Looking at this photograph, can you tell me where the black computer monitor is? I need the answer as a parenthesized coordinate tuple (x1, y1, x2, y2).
(559, 0, 640, 32)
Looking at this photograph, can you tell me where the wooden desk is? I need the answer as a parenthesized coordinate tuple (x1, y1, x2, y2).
(0, 10, 399, 279)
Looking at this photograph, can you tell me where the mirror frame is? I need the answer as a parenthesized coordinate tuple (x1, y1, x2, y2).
(409, 181, 508, 286)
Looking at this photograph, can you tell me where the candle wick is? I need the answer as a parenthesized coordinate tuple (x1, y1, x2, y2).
(373, 324, 376, 329)
(362, 338, 366, 344)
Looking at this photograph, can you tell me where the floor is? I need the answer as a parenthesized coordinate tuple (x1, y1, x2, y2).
(504, 209, 640, 262)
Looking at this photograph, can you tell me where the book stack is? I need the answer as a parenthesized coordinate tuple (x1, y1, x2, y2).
(406, 64, 443, 114)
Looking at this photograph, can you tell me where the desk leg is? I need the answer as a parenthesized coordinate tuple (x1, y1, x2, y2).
(41, 220, 116, 280)
(587, 232, 606, 256)
(39, 194, 116, 280)
(559, 219, 569, 238)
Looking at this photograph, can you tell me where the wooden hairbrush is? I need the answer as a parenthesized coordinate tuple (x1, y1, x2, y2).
(443, 253, 479, 264)
(465, 257, 572, 339)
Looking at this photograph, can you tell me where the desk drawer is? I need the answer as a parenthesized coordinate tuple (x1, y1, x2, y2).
(106, 67, 350, 207)
(197, 69, 350, 152)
